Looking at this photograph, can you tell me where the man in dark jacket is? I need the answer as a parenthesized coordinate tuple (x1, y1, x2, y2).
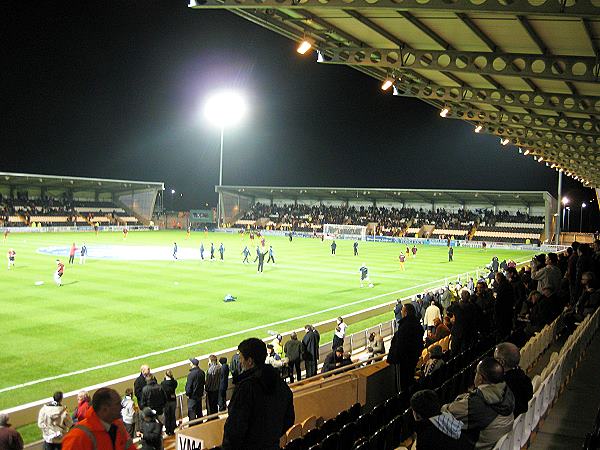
(494, 272, 516, 340)
(0, 413, 24, 450)
(494, 343, 533, 417)
(137, 407, 163, 450)
(410, 390, 470, 450)
(302, 325, 320, 378)
(218, 357, 230, 412)
(141, 376, 166, 418)
(387, 303, 424, 393)
(322, 347, 344, 373)
(185, 358, 206, 421)
(284, 332, 303, 383)
(222, 338, 295, 450)
(134, 365, 151, 410)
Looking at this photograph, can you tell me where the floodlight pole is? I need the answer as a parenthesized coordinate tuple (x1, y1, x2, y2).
(217, 124, 224, 228)
(555, 171, 562, 245)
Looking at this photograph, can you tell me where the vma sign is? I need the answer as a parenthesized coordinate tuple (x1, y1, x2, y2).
(177, 435, 204, 450)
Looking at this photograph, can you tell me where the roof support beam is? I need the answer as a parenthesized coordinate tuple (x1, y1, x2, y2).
(319, 46, 600, 83)
(188, 0, 600, 19)
(392, 79, 600, 115)
(443, 104, 600, 136)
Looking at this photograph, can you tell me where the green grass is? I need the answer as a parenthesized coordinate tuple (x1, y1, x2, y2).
(0, 230, 535, 410)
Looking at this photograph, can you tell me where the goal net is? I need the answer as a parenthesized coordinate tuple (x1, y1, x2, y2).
(323, 223, 368, 241)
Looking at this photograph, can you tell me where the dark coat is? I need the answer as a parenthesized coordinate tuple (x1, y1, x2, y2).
(302, 330, 320, 361)
(220, 363, 230, 391)
(414, 418, 471, 450)
(134, 372, 147, 408)
(0, 426, 24, 450)
(494, 280, 515, 335)
(322, 352, 343, 373)
(222, 365, 295, 450)
(142, 380, 167, 415)
(387, 315, 423, 366)
(284, 339, 303, 363)
(140, 419, 163, 450)
(161, 379, 178, 402)
(504, 367, 533, 417)
(185, 366, 206, 400)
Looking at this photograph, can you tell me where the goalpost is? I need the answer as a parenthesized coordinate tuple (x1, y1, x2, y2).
(323, 223, 368, 241)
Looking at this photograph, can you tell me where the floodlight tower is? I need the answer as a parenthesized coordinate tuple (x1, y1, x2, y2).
(204, 90, 247, 228)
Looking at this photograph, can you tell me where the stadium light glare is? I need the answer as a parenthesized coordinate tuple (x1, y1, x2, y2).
(523, 149, 530, 155)
(500, 138, 509, 145)
(474, 124, 482, 133)
(381, 79, 393, 91)
(297, 40, 313, 55)
(316, 50, 324, 63)
(562, 197, 569, 205)
(440, 107, 449, 117)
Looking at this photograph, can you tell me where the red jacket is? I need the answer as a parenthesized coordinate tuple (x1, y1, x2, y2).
(74, 399, 91, 423)
(62, 408, 135, 450)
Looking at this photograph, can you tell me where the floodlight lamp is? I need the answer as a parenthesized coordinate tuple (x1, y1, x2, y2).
(297, 40, 313, 55)
(538, 156, 544, 162)
(474, 124, 482, 133)
(381, 79, 393, 91)
(582, 202, 587, 208)
(500, 138, 510, 146)
(440, 107, 449, 118)
(204, 90, 247, 127)
(562, 197, 569, 205)
(171, 189, 176, 194)
(523, 149, 530, 155)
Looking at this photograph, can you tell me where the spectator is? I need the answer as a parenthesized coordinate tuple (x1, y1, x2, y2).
(136, 408, 162, 450)
(410, 390, 469, 450)
(494, 342, 533, 418)
(218, 357, 230, 412)
(388, 303, 424, 393)
(185, 358, 206, 421)
(576, 272, 600, 317)
(270, 334, 284, 359)
(283, 332, 303, 383)
(425, 317, 450, 346)
(141, 376, 166, 420)
(161, 370, 178, 435)
(38, 391, 73, 450)
(494, 272, 515, 340)
(0, 413, 24, 450)
(120, 388, 136, 438)
(422, 345, 445, 378)
(442, 357, 514, 450)
(523, 291, 553, 337)
(394, 299, 403, 325)
(62, 387, 136, 450)
(322, 347, 344, 373)
(206, 355, 222, 415)
(567, 242, 580, 304)
(134, 365, 151, 410)
(72, 390, 90, 424)
(222, 338, 295, 450)
(367, 332, 385, 359)
(302, 324, 320, 378)
(230, 351, 242, 384)
(423, 300, 442, 332)
(332, 317, 347, 350)
(531, 252, 562, 295)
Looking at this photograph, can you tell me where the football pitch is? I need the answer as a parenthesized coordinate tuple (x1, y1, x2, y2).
(0, 230, 536, 409)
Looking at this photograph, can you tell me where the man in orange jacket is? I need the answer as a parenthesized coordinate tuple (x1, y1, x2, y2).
(62, 388, 136, 450)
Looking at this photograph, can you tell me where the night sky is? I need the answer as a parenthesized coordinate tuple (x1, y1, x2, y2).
(3, 1, 598, 229)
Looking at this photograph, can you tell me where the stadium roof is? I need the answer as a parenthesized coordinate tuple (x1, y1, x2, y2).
(0, 172, 164, 192)
(219, 185, 552, 206)
(190, 0, 600, 188)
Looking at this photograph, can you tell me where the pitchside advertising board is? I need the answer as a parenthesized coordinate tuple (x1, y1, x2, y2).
(177, 435, 204, 450)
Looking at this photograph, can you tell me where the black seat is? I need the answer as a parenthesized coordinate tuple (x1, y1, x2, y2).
(383, 396, 399, 421)
(349, 402, 361, 421)
(308, 444, 322, 450)
(351, 438, 369, 450)
(370, 404, 386, 430)
(303, 427, 324, 448)
(285, 438, 308, 450)
(383, 421, 396, 450)
(368, 428, 384, 450)
(355, 413, 371, 438)
(320, 418, 339, 437)
(336, 409, 351, 428)
(338, 422, 358, 449)
(321, 432, 339, 450)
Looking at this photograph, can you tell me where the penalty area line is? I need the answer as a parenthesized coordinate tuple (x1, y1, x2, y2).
(0, 260, 517, 394)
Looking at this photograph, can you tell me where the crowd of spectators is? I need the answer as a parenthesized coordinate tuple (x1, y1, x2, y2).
(238, 202, 544, 237)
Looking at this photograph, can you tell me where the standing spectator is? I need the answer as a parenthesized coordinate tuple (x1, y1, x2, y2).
(62, 388, 135, 450)
(441, 358, 514, 450)
(394, 299, 403, 326)
(270, 334, 284, 359)
(120, 388, 136, 438)
(494, 272, 516, 340)
(218, 357, 230, 412)
(0, 413, 24, 450)
(72, 391, 90, 424)
(230, 351, 242, 384)
(387, 303, 424, 393)
(284, 332, 303, 383)
(134, 365, 151, 410)
(567, 242, 580, 304)
(423, 300, 442, 332)
(410, 390, 468, 450)
(531, 253, 562, 295)
(185, 358, 206, 421)
(161, 370, 178, 435)
(302, 324, 320, 378)
(136, 408, 163, 450)
(222, 338, 295, 450)
(38, 391, 73, 450)
(205, 355, 222, 415)
(332, 317, 347, 350)
(494, 343, 533, 418)
(141, 376, 166, 420)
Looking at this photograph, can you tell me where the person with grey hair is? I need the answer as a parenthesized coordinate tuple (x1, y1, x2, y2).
(494, 342, 533, 417)
(0, 413, 24, 450)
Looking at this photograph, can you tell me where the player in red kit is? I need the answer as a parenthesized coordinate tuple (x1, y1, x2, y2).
(68, 243, 77, 264)
(54, 259, 65, 286)
(411, 245, 418, 258)
(3, 229, 9, 242)
(398, 252, 406, 271)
